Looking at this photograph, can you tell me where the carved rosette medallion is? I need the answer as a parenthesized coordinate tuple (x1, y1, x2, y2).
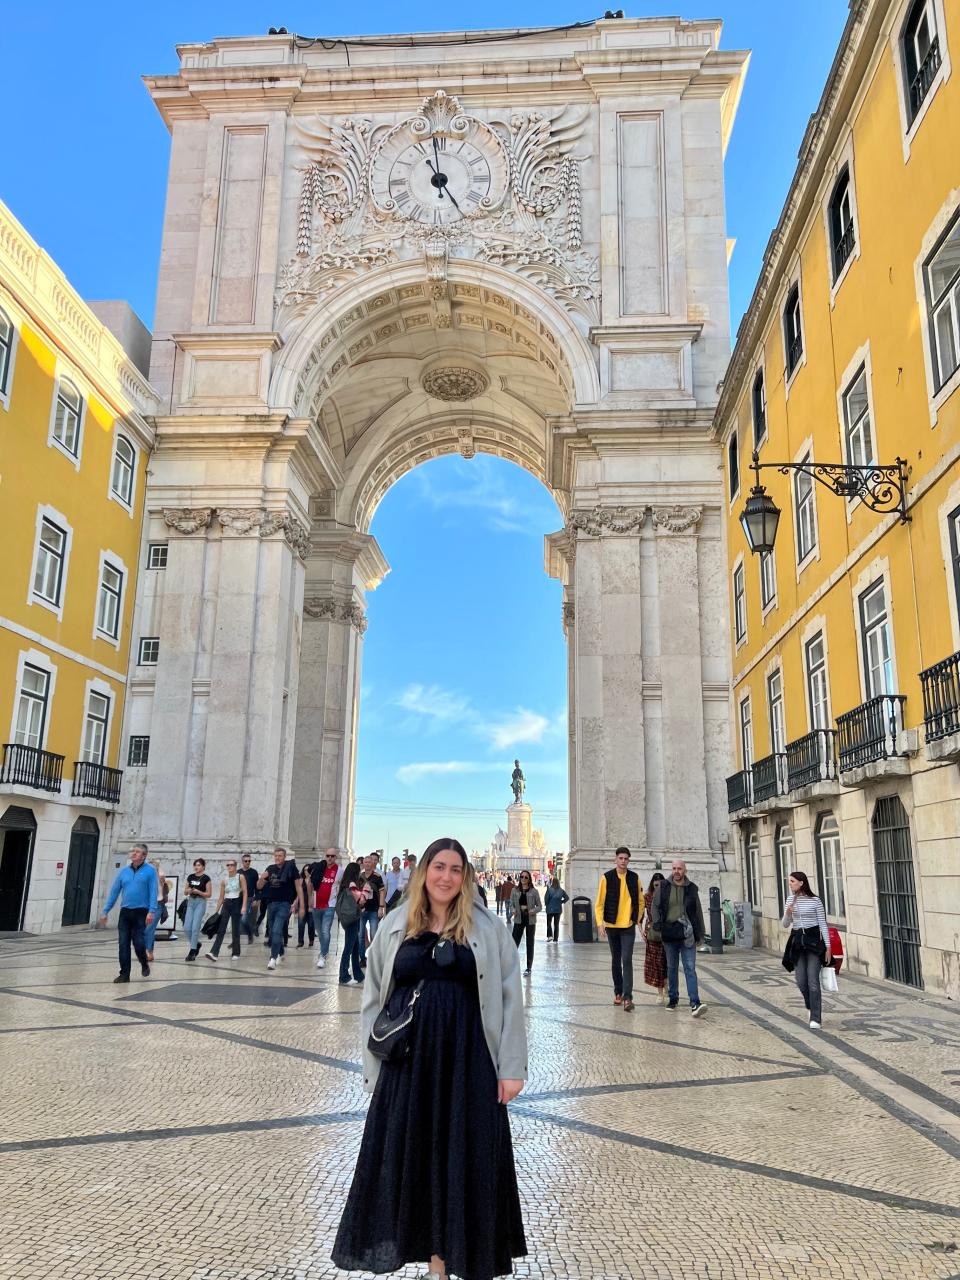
(567, 506, 646, 538)
(421, 366, 489, 402)
(163, 508, 214, 535)
(651, 506, 702, 535)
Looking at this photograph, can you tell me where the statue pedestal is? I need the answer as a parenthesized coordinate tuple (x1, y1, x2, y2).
(505, 802, 533, 857)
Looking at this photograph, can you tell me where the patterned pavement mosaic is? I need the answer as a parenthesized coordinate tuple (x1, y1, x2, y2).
(1, 923, 959, 1279)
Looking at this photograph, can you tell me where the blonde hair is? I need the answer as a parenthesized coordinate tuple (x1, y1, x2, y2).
(404, 838, 474, 946)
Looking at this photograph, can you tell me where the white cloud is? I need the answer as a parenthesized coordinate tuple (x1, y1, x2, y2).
(396, 683, 471, 723)
(480, 708, 551, 750)
(396, 760, 504, 785)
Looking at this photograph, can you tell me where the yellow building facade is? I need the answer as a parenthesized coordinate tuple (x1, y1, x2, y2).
(0, 200, 157, 932)
(716, 0, 960, 996)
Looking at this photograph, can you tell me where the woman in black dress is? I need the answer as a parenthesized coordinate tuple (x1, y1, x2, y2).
(333, 837, 528, 1280)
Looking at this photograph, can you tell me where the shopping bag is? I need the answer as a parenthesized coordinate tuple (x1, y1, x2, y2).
(821, 965, 839, 994)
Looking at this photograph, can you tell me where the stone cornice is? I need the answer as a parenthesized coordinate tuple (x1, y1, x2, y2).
(714, 0, 877, 432)
(0, 199, 159, 432)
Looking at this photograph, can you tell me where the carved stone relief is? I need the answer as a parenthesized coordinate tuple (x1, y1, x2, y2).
(302, 597, 369, 635)
(163, 508, 214, 534)
(651, 506, 703, 534)
(567, 506, 647, 537)
(217, 508, 265, 535)
(421, 367, 489, 402)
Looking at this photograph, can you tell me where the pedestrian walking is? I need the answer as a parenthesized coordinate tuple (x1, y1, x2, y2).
(98, 844, 158, 983)
(650, 858, 707, 1016)
(384, 855, 406, 911)
(239, 851, 259, 940)
(781, 870, 832, 1029)
(183, 858, 212, 961)
(336, 861, 368, 985)
(359, 853, 386, 965)
(205, 859, 248, 961)
(543, 876, 568, 941)
(332, 837, 527, 1280)
(640, 871, 668, 1004)
(501, 874, 516, 926)
(510, 869, 541, 976)
(312, 848, 342, 969)
(258, 847, 305, 971)
(595, 846, 641, 1012)
(144, 857, 168, 962)
(297, 862, 317, 947)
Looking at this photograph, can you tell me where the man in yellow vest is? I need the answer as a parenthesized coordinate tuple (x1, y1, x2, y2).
(595, 846, 641, 1012)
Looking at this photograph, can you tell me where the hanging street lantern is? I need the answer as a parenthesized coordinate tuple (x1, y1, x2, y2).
(739, 482, 781, 555)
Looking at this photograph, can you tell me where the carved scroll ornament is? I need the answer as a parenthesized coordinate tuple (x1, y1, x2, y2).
(303, 597, 369, 635)
(651, 506, 702, 534)
(163, 508, 214, 535)
(217, 508, 265, 535)
(567, 506, 646, 538)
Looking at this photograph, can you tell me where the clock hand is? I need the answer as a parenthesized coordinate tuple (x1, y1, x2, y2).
(444, 186, 463, 215)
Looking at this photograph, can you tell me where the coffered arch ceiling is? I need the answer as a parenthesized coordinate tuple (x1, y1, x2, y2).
(286, 271, 581, 532)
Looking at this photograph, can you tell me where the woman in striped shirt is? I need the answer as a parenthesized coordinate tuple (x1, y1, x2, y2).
(782, 870, 832, 1030)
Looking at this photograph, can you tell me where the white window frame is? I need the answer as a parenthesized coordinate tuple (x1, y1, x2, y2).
(739, 692, 754, 770)
(751, 361, 767, 449)
(733, 555, 747, 650)
(804, 630, 832, 732)
(28, 505, 74, 621)
(859, 580, 896, 699)
(0, 304, 19, 411)
(851, 558, 900, 705)
(892, 0, 951, 159)
(782, 274, 806, 394)
(728, 429, 741, 502)
(775, 822, 794, 915)
(146, 542, 168, 570)
(792, 442, 820, 575)
(93, 551, 127, 649)
(745, 828, 762, 912)
(47, 374, 85, 469)
(128, 735, 150, 767)
(914, 191, 960, 422)
(108, 432, 137, 512)
(767, 665, 786, 755)
(822, 136, 862, 303)
(759, 548, 777, 616)
(815, 812, 847, 923)
(137, 636, 160, 666)
(9, 649, 58, 752)
(936, 476, 960, 651)
(79, 679, 113, 767)
(925, 214, 960, 394)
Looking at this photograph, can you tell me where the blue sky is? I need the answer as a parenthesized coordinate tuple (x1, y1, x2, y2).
(1, 2, 848, 858)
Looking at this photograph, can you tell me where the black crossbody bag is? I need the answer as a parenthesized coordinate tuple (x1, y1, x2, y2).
(368, 981, 424, 1061)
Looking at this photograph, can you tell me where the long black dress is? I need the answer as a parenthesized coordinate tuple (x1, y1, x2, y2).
(332, 932, 526, 1279)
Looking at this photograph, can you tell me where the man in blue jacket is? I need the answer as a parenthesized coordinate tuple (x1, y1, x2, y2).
(99, 844, 158, 983)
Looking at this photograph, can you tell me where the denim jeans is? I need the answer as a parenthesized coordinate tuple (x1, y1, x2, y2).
(794, 949, 823, 1023)
(606, 926, 635, 1000)
(545, 912, 561, 940)
(359, 908, 379, 961)
(339, 918, 364, 982)
(118, 906, 149, 976)
(144, 904, 163, 951)
(297, 907, 316, 946)
(663, 940, 700, 1006)
(184, 898, 206, 950)
(266, 901, 292, 960)
(313, 905, 337, 958)
(242, 898, 259, 940)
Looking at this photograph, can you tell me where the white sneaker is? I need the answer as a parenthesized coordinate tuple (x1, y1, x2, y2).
(278, 955, 284, 963)
(316, 955, 326, 968)
(809, 1020, 821, 1029)
(267, 958, 277, 970)
(231, 955, 239, 962)
(205, 950, 217, 962)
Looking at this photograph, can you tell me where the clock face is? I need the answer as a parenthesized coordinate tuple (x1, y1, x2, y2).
(376, 136, 497, 226)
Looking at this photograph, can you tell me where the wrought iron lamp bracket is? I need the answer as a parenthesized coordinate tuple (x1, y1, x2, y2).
(750, 452, 910, 522)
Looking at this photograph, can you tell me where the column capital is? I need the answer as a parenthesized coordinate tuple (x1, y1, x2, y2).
(302, 596, 368, 635)
(566, 504, 646, 538)
(651, 505, 702, 535)
(163, 507, 214, 534)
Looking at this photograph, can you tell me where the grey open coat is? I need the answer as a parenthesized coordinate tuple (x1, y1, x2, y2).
(360, 901, 528, 1093)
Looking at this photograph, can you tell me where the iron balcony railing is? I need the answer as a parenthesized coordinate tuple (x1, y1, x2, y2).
(785, 728, 838, 791)
(836, 694, 906, 772)
(726, 769, 753, 813)
(833, 221, 856, 278)
(752, 752, 788, 803)
(920, 650, 960, 743)
(0, 742, 64, 794)
(786, 333, 803, 376)
(909, 36, 941, 120)
(73, 761, 123, 806)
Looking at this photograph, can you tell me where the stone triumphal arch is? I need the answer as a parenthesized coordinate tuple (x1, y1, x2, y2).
(117, 18, 748, 899)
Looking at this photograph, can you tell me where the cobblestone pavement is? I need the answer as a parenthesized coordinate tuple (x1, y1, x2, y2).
(1, 926, 959, 1280)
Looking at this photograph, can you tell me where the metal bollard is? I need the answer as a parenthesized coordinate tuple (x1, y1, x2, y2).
(709, 885, 724, 955)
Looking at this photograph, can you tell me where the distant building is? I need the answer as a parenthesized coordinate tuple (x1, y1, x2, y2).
(0, 200, 157, 932)
(716, 0, 959, 997)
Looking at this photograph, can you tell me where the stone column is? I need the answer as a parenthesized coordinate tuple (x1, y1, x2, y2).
(288, 531, 388, 858)
(651, 505, 710, 850)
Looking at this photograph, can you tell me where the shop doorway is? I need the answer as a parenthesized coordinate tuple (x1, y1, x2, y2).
(61, 817, 100, 927)
(0, 806, 37, 931)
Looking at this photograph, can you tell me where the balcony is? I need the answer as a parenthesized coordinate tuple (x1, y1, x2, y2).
(786, 334, 803, 376)
(785, 728, 839, 792)
(726, 769, 753, 814)
(752, 752, 787, 803)
(920, 650, 960, 761)
(73, 761, 123, 806)
(836, 694, 908, 778)
(0, 742, 65, 794)
(909, 35, 941, 120)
